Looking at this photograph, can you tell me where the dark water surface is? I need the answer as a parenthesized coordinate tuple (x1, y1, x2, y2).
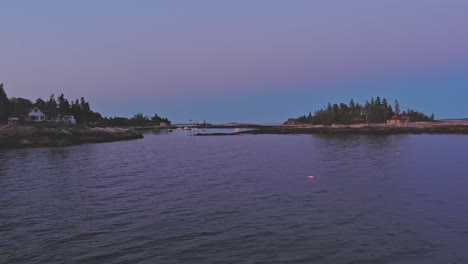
(1, 131, 468, 263)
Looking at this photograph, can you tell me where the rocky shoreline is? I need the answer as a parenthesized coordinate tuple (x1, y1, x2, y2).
(196, 122, 468, 136)
(0, 125, 143, 149)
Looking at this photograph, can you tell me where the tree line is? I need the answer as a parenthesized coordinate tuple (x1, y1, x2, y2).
(295, 97, 434, 125)
(101, 113, 171, 127)
(0, 83, 171, 126)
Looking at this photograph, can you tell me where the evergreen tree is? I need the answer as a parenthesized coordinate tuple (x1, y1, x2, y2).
(349, 99, 356, 110)
(375, 96, 383, 122)
(35, 98, 46, 110)
(295, 97, 433, 125)
(306, 112, 313, 123)
(47, 94, 57, 121)
(0, 89, 165, 126)
(151, 113, 171, 125)
(0, 83, 10, 121)
(57, 94, 71, 116)
(9, 97, 33, 118)
(394, 100, 400, 115)
(382, 98, 389, 121)
(71, 99, 82, 123)
(349, 99, 356, 119)
(79, 97, 92, 123)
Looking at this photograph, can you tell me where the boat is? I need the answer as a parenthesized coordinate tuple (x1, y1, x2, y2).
(183, 127, 191, 130)
(234, 128, 241, 133)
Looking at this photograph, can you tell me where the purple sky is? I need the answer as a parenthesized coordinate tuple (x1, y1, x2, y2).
(1, 1, 468, 123)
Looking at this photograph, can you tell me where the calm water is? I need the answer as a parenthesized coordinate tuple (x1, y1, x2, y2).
(1, 131, 468, 263)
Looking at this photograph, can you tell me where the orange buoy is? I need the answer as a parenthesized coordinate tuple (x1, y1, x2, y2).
(308, 176, 315, 180)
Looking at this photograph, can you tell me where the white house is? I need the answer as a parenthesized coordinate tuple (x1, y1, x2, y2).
(27, 107, 46, 122)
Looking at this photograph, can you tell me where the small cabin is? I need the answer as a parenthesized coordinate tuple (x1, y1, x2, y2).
(27, 107, 46, 122)
(8, 116, 20, 125)
(285, 118, 298, 125)
(387, 114, 410, 125)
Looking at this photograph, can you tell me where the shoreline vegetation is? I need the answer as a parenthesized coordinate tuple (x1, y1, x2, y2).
(294, 97, 434, 125)
(0, 125, 143, 149)
(0, 83, 159, 149)
(2, 83, 468, 149)
(195, 121, 468, 136)
(0, 83, 171, 127)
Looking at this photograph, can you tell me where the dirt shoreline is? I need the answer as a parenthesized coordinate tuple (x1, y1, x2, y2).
(0, 125, 143, 149)
(196, 122, 468, 136)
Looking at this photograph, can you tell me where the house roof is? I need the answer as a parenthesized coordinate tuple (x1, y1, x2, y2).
(28, 107, 46, 115)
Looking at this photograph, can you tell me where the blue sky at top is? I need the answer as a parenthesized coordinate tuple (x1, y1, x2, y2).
(1, 0, 468, 123)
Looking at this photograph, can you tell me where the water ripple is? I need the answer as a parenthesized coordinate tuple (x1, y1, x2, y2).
(1, 134, 468, 263)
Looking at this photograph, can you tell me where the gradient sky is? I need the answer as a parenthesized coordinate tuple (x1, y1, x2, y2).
(1, 0, 468, 123)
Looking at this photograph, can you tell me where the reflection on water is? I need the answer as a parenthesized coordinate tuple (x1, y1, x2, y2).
(1, 134, 468, 263)
(47, 147, 71, 160)
(312, 134, 400, 175)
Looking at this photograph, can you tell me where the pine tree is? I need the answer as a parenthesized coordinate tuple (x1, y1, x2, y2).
(382, 98, 389, 121)
(294, 97, 432, 125)
(0, 83, 9, 121)
(394, 100, 400, 115)
(47, 94, 57, 121)
(35, 98, 46, 110)
(9, 97, 33, 117)
(307, 112, 313, 123)
(57, 94, 71, 116)
(349, 99, 356, 117)
(364, 101, 371, 125)
(71, 99, 82, 123)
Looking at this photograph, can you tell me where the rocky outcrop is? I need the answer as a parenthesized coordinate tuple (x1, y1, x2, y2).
(0, 125, 143, 149)
(197, 122, 468, 136)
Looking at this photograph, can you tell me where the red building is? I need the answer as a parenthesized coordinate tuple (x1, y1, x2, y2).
(285, 118, 299, 125)
(386, 114, 410, 125)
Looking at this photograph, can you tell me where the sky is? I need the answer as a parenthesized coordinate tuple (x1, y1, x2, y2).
(1, 0, 468, 123)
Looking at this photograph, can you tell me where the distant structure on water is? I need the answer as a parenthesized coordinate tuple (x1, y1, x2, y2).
(386, 114, 410, 125)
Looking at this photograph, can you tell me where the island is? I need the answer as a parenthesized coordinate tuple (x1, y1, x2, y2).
(0, 125, 143, 149)
(195, 96, 468, 136)
(194, 121, 468, 136)
(0, 84, 157, 149)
